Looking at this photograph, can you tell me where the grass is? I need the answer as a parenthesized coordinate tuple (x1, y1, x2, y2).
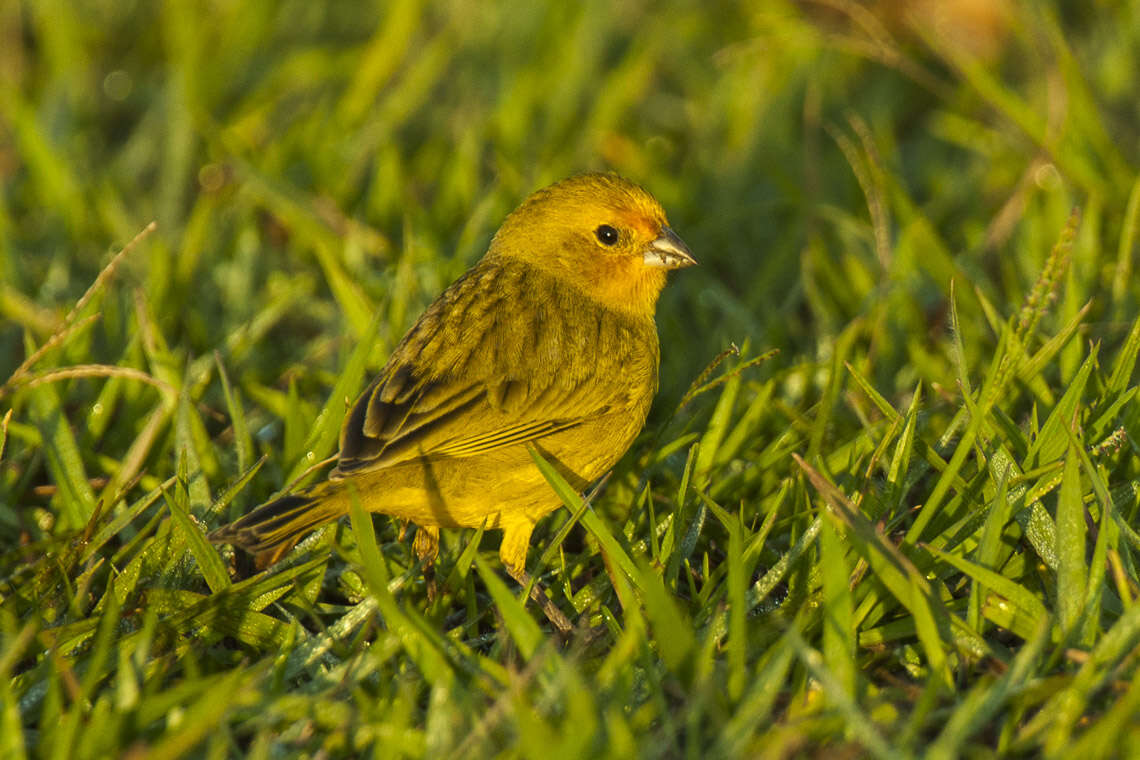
(4, 0, 1140, 757)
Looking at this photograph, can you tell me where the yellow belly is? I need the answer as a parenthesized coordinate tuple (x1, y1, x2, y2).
(344, 409, 642, 529)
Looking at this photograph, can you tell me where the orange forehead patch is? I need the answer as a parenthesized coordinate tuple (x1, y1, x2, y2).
(611, 197, 665, 240)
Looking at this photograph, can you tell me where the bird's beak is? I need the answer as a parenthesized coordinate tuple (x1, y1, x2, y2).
(644, 226, 697, 269)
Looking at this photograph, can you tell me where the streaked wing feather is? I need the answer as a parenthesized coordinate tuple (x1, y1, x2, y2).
(335, 375, 484, 474)
(428, 418, 579, 458)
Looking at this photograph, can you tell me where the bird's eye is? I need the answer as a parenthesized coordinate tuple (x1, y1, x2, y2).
(595, 224, 619, 246)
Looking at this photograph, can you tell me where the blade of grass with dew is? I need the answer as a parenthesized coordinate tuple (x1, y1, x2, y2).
(662, 442, 698, 587)
(967, 465, 1013, 633)
(988, 446, 1060, 570)
(25, 367, 96, 530)
(79, 474, 174, 567)
(1055, 438, 1087, 639)
(675, 495, 707, 595)
(131, 587, 291, 650)
(173, 389, 211, 504)
(819, 514, 857, 698)
(282, 597, 379, 680)
(737, 517, 822, 629)
(233, 556, 329, 612)
(166, 459, 230, 593)
(883, 382, 922, 518)
(1066, 418, 1124, 639)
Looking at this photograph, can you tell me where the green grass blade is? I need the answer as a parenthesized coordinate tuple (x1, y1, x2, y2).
(1056, 441, 1087, 639)
(166, 456, 230, 593)
(26, 377, 96, 529)
(819, 514, 856, 698)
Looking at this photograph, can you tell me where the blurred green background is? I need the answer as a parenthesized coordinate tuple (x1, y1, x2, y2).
(10, 0, 1128, 402)
(5, 0, 1140, 756)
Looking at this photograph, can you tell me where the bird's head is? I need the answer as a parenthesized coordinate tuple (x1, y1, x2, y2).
(488, 173, 696, 316)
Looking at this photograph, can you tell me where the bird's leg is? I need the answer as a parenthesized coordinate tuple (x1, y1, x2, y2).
(501, 522, 573, 634)
(413, 526, 440, 601)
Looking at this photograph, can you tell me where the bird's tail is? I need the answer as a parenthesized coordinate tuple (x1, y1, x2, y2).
(208, 482, 348, 568)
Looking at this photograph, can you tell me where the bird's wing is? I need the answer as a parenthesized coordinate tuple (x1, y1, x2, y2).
(332, 370, 599, 477)
(331, 260, 639, 478)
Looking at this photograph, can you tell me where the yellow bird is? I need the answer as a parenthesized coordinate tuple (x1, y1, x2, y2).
(210, 172, 695, 599)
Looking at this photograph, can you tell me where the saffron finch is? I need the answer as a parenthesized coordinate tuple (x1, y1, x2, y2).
(210, 173, 695, 589)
